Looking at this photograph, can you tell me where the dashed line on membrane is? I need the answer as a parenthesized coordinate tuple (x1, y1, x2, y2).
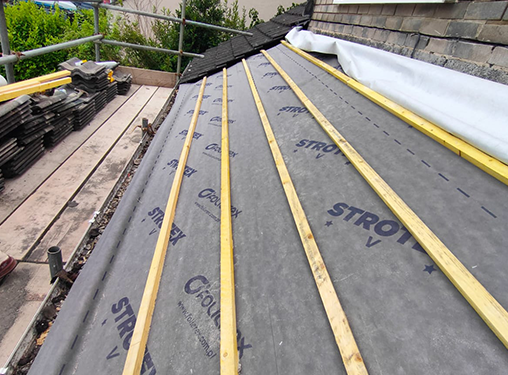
(481, 206, 497, 218)
(457, 188, 470, 198)
(438, 173, 449, 181)
(278, 44, 498, 222)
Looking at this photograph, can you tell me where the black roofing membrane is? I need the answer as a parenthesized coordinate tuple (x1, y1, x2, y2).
(30, 46, 508, 375)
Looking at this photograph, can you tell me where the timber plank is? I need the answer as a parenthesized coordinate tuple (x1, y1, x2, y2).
(219, 68, 239, 375)
(0, 78, 72, 102)
(0, 85, 140, 224)
(0, 86, 157, 259)
(121, 79, 207, 375)
(0, 71, 70, 95)
(27, 87, 173, 263)
(243, 58, 368, 375)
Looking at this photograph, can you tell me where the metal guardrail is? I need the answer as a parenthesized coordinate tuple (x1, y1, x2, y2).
(0, 35, 104, 66)
(0, 0, 253, 84)
(101, 39, 204, 59)
(99, 3, 253, 37)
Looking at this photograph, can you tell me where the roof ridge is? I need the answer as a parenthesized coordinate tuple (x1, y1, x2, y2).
(253, 23, 274, 39)
(180, 1, 312, 83)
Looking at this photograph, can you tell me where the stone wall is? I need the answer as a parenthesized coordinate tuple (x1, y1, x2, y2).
(310, 1, 508, 84)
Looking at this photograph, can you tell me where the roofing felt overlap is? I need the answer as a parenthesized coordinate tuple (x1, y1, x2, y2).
(29, 44, 508, 375)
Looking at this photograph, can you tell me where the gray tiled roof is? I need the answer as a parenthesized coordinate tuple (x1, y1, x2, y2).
(180, 3, 311, 83)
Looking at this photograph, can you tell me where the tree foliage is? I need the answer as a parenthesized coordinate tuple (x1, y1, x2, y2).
(5, 1, 71, 80)
(248, 8, 263, 28)
(2, 0, 288, 80)
(151, 0, 248, 72)
(275, 3, 300, 16)
(4, 1, 119, 80)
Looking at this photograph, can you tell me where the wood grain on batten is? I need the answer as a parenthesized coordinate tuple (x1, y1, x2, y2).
(0, 71, 70, 95)
(262, 48, 508, 350)
(122, 78, 208, 375)
(242, 58, 369, 375)
(0, 77, 72, 102)
(220, 68, 239, 375)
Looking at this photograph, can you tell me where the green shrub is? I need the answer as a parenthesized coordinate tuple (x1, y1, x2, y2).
(3, 2, 121, 81)
(5, 1, 70, 80)
(151, 0, 248, 72)
(1, 0, 260, 81)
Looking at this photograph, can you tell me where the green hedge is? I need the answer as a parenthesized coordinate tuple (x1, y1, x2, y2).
(2, 0, 265, 81)
(4, 1, 120, 81)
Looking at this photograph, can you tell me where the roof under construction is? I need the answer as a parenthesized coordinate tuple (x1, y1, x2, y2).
(26, 30, 508, 374)
(181, 4, 311, 83)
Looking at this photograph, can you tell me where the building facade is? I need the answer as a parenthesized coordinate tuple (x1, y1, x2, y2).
(310, 1, 508, 84)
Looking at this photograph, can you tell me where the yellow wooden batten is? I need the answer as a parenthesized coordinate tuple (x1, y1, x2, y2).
(0, 70, 70, 94)
(261, 49, 508, 350)
(280, 41, 508, 187)
(220, 68, 239, 375)
(121, 77, 208, 375)
(0, 76, 72, 102)
(242, 58, 369, 375)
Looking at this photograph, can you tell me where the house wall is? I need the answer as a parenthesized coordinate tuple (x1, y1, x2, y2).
(310, 1, 508, 85)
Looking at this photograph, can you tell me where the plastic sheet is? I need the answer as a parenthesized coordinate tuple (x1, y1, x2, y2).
(286, 28, 508, 164)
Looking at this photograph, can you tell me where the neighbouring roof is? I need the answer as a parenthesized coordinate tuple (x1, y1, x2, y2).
(180, 3, 311, 83)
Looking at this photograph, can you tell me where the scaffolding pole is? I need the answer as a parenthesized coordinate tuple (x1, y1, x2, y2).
(99, 3, 253, 36)
(0, 3, 15, 83)
(176, 0, 186, 77)
(0, 35, 104, 66)
(100, 39, 204, 59)
(93, 4, 101, 62)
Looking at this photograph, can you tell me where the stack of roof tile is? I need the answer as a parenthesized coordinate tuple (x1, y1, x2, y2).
(30, 89, 75, 148)
(0, 59, 124, 185)
(16, 112, 54, 147)
(60, 58, 110, 93)
(0, 138, 22, 170)
(0, 95, 32, 140)
(2, 136, 44, 177)
(72, 94, 97, 130)
(112, 71, 132, 95)
(106, 81, 118, 102)
(91, 90, 107, 113)
(45, 115, 74, 147)
(0, 95, 39, 177)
